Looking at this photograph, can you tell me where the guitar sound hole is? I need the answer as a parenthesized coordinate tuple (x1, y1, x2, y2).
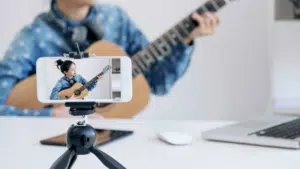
(74, 90, 81, 96)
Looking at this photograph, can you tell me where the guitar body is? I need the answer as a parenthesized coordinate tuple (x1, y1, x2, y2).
(57, 83, 88, 99)
(5, 41, 151, 118)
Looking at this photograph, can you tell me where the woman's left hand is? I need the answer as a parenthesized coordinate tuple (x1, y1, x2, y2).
(185, 12, 220, 44)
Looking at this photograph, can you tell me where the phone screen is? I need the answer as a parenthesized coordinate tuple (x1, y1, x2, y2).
(36, 56, 132, 103)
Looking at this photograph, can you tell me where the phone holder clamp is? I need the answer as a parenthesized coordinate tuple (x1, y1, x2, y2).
(63, 43, 95, 59)
(65, 102, 96, 116)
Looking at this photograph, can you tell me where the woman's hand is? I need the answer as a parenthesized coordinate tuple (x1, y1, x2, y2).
(69, 94, 80, 100)
(97, 76, 102, 80)
(52, 105, 72, 117)
(185, 12, 220, 44)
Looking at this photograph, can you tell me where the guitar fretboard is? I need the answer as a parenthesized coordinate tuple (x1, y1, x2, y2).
(131, 0, 228, 77)
(79, 65, 111, 91)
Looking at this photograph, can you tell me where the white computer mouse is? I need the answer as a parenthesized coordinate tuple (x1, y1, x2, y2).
(157, 132, 193, 145)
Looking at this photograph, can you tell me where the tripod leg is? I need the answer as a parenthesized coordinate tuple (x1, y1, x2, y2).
(50, 149, 77, 169)
(90, 147, 126, 169)
(67, 154, 77, 169)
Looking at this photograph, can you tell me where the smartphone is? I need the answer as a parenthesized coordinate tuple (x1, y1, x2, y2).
(36, 56, 132, 103)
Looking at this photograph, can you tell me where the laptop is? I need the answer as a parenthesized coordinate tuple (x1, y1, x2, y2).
(202, 97, 300, 149)
(202, 50, 300, 149)
(201, 114, 300, 149)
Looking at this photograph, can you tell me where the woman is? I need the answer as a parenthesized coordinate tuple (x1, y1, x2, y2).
(50, 59, 102, 100)
(0, 0, 219, 117)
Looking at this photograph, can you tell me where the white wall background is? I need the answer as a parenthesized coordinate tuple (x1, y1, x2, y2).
(37, 57, 112, 100)
(269, 0, 300, 111)
(0, 0, 270, 120)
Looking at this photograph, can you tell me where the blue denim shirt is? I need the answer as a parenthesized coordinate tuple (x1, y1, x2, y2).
(50, 74, 97, 100)
(0, 1, 195, 116)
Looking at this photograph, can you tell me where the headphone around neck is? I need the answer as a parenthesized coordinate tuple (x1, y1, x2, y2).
(46, 8, 104, 50)
(65, 76, 77, 86)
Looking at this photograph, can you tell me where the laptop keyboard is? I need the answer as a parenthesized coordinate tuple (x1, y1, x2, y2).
(250, 119, 300, 140)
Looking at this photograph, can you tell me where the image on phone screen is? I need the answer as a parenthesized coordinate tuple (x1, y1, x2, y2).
(36, 56, 132, 103)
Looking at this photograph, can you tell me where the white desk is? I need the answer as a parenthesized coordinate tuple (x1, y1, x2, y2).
(0, 117, 300, 169)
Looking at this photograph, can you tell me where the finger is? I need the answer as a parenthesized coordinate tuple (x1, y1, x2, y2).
(208, 15, 216, 34)
(193, 13, 206, 29)
(204, 13, 217, 34)
(215, 14, 220, 25)
(203, 13, 213, 29)
(211, 13, 220, 27)
(207, 13, 217, 28)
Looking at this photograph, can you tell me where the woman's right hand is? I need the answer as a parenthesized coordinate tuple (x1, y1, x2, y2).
(52, 105, 72, 117)
(69, 94, 79, 100)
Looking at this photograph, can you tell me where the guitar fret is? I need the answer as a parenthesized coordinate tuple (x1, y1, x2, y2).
(132, 55, 148, 72)
(162, 34, 173, 47)
(210, 0, 220, 11)
(132, 60, 142, 77)
(153, 38, 172, 57)
(197, 5, 208, 14)
(175, 24, 188, 39)
(147, 45, 160, 60)
(204, 1, 217, 12)
(138, 49, 157, 67)
(151, 42, 163, 56)
(182, 17, 197, 33)
(215, 0, 226, 8)
(178, 21, 191, 36)
(166, 28, 184, 46)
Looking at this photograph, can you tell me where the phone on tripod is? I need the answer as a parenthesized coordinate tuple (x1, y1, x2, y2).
(37, 56, 134, 147)
(36, 56, 132, 103)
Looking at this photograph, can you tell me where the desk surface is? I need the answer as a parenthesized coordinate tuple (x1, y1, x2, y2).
(1, 117, 300, 169)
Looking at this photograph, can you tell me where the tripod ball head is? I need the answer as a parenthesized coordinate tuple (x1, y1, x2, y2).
(67, 124, 97, 155)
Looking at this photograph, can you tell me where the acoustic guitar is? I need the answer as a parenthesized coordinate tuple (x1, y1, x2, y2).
(5, 0, 234, 118)
(57, 65, 111, 99)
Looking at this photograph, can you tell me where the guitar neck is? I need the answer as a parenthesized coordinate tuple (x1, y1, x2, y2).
(79, 70, 108, 91)
(131, 0, 229, 77)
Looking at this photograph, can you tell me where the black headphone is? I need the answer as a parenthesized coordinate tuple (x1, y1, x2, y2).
(65, 76, 77, 86)
(45, 6, 104, 50)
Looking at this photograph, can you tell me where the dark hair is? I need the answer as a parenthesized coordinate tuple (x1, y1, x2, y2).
(56, 59, 75, 74)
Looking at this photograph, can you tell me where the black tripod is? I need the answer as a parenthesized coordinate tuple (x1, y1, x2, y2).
(50, 102, 126, 169)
